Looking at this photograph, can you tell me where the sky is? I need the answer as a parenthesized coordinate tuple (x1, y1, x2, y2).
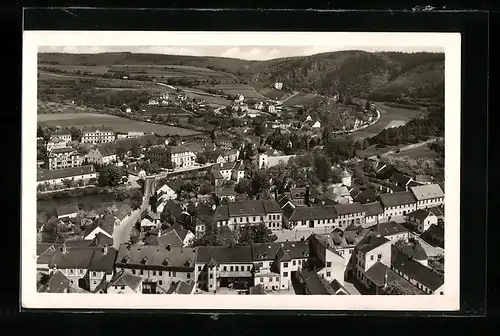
(38, 45, 443, 61)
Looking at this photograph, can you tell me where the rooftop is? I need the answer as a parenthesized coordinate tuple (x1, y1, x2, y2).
(410, 184, 445, 201)
(379, 191, 417, 208)
(362, 201, 384, 216)
(82, 126, 115, 133)
(252, 240, 309, 261)
(334, 202, 365, 216)
(215, 188, 238, 197)
(364, 262, 424, 293)
(398, 241, 428, 261)
(196, 246, 253, 264)
(37, 165, 96, 182)
(370, 221, 408, 237)
(356, 232, 390, 253)
(166, 279, 195, 294)
(108, 270, 143, 292)
(49, 147, 78, 155)
(115, 244, 197, 270)
(227, 200, 281, 217)
(391, 248, 444, 291)
(97, 142, 119, 157)
(287, 205, 337, 222)
(56, 204, 79, 217)
(407, 208, 436, 221)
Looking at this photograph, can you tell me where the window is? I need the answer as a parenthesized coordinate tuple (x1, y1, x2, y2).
(159, 280, 163, 285)
(377, 254, 382, 261)
(70, 269, 74, 274)
(230, 266, 234, 272)
(187, 273, 191, 279)
(247, 266, 251, 271)
(260, 278, 264, 283)
(440, 292, 444, 295)
(253, 217, 256, 221)
(79, 269, 83, 274)
(370, 255, 374, 261)
(292, 260, 296, 266)
(283, 272, 288, 277)
(140, 270, 143, 275)
(326, 262, 332, 267)
(223, 266, 227, 271)
(235, 266, 239, 271)
(153, 271, 156, 276)
(240, 218, 243, 222)
(159, 271, 163, 276)
(283, 262, 288, 268)
(326, 272, 331, 277)
(172, 272, 176, 277)
(209, 274, 213, 279)
(92, 272, 97, 277)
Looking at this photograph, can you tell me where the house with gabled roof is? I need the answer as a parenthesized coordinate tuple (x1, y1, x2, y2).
(115, 243, 197, 294)
(86, 142, 119, 165)
(56, 204, 79, 219)
(37, 165, 97, 187)
(252, 240, 309, 291)
(295, 269, 339, 295)
(48, 147, 82, 170)
(50, 130, 72, 142)
(410, 184, 445, 210)
(81, 126, 115, 144)
(421, 224, 444, 248)
(369, 221, 410, 244)
(214, 200, 283, 231)
(166, 279, 196, 294)
(194, 246, 253, 292)
(306, 233, 346, 285)
(379, 191, 417, 218)
(353, 232, 393, 289)
(406, 208, 438, 233)
(389, 172, 415, 191)
(106, 270, 144, 294)
(283, 204, 337, 231)
(38, 270, 71, 293)
(46, 136, 68, 152)
(363, 201, 385, 224)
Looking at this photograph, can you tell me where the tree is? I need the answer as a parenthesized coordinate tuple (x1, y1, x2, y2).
(234, 178, 250, 194)
(365, 100, 372, 111)
(210, 129, 217, 141)
(192, 226, 238, 247)
(61, 178, 75, 189)
(383, 281, 422, 295)
(199, 184, 212, 195)
(130, 143, 140, 158)
(196, 153, 207, 165)
(98, 165, 123, 187)
(114, 189, 129, 202)
(313, 154, 332, 182)
(249, 170, 271, 197)
(239, 222, 278, 245)
(116, 146, 127, 160)
(253, 123, 266, 137)
(145, 140, 154, 148)
(267, 163, 289, 193)
(128, 189, 143, 209)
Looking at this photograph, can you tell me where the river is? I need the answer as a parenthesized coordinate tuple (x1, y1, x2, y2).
(37, 192, 118, 214)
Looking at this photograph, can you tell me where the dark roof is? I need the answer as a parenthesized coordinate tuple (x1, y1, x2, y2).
(109, 270, 143, 292)
(37, 243, 62, 256)
(390, 172, 413, 186)
(56, 204, 79, 217)
(428, 205, 445, 217)
(227, 200, 266, 216)
(166, 280, 195, 294)
(376, 164, 398, 179)
(165, 224, 191, 241)
(213, 205, 229, 221)
(196, 246, 253, 264)
(399, 242, 428, 261)
(49, 147, 78, 155)
(278, 195, 291, 208)
(211, 170, 224, 179)
(82, 126, 115, 133)
(115, 203, 133, 221)
(362, 201, 384, 216)
(97, 142, 118, 157)
(262, 200, 282, 213)
(37, 244, 61, 264)
(364, 262, 424, 293)
(157, 230, 184, 248)
(281, 202, 296, 220)
(391, 248, 444, 291)
(379, 191, 417, 208)
(65, 239, 93, 249)
(48, 246, 99, 269)
(89, 246, 117, 273)
(297, 270, 335, 295)
(371, 221, 408, 237)
(90, 232, 114, 247)
(288, 206, 337, 221)
(424, 224, 444, 239)
(352, 188, 379, 204)
(252, 240, 309, 261)
(115, 244, 197, 270)
(330, 279, 349, 294)
(37, 165, 95, 182)
(183, 142, 204, 154)
(167, 145, 195, 155)
(162, 200, 184, 218)
(44, 270, 71, 293)
(334, 202, 365, 216)
(356, 232, 390, 253)
(407, 209, 436, 221)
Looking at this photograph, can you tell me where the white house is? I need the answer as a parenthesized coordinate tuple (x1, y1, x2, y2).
(305, 115, 313, 122)
(410, 184, 445, 210)
(85, 226, 113, 241)
(37, 165, 97, 187)
(156, 182, 178, 200)
(86, 143, 118, 165)
(406, 209, 438, 233)
(312, 121, 321, 128)
(274, 82, 283, 90)
(106, 270, 144, 294)
(46, 136, 68, 152)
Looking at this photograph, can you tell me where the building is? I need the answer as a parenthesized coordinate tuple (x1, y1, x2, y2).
(86, 143, 119, 165)
(217, 148, 240, 163)
(414, 175, 434, 185)
(406, 209, 439, 233)
(334, 203, 366, 228)
(214, 200, 283, 231)
(167, 145, 196, 168)
(353, 232, 392, 287)
(410, 184, 445, 209)
(362, 261, 422, 295)
(50, 131, 72, 143)
(156, 182, 178, 201)
(341, 169, 352, 188)
(398, 240, 429, 267)
(421, 224, 444, 248)
(81, 127, 115, 144)
(363, 201, 385, 224)
(160, 224, 195, 247)
(282, 203, 337, 230)
(252, 240, 309, 291)
(312, 121, 321, 128)
(307, 233, 347, 284)
(127, 131, 145, 138)
(115, 243, 197, 294)
(370, 221, 410, 243)
(256, 153, 296, 169)
(211, 160, 245, 182)
(48, 147, 81, 170)
(37, 270, 71, 293)
(195, 246, 254, 292)
(166, 280, 196, 294)
(106, 270, 144, 294)
(55, 204, 79, 219)
(212, 161, 235, 180)
(37, 165, 97, 187)
(389, 172, 415, 191)
(231, 161, 246, 182)
(46, 136, 68, 152)
(287, 187, 316, 207)
(391, 247, 444, 295)
(351, 188, 379, 204)
(274, 82, 283, 90)
(295, 270, 337, 295)
(214, 136, 234, 150)
(379, 191, 417, 218)
(215, 187, 238, 202)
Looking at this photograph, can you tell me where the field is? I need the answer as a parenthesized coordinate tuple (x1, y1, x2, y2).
(258, 87, 290, 101)
(282, 92, 322, 107)
(37, 113, 202, 136)
(388, 146, 439, 159)
(196, 84, 268, 100)
(39, 65, 109, 75)
(109, 65, 231, 78)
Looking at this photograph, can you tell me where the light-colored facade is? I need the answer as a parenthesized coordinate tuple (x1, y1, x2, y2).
(46, 137, 68, 152)
(48, 148, 81, 170)
(37, 165, 97, 187)
(354, 235, 392, 284)
(81, 128, 115, 144)
(410, 184, 445, 210)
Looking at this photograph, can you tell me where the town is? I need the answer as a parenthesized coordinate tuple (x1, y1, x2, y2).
(36, 50, 445, 296)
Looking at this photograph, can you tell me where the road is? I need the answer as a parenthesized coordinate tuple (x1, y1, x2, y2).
(112, 177, 156, 249)
(279, 91, 299, 104)
(379, 138, 439, 158)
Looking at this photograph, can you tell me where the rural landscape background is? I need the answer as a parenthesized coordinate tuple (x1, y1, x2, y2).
(35, 46, 445, 296)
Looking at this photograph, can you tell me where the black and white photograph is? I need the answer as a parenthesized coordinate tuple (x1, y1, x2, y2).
(22, 31, 460, 310)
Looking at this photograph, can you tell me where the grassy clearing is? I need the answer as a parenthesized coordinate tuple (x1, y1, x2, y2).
(389, 146, 439, 158)
(258, 87, 289, 100)
(37, 113, 202, 136)
(282, 92, 322, 107)
(196, 84, 267, 100)
(109, 65, 229, 78)
(39, 65, 109, 75)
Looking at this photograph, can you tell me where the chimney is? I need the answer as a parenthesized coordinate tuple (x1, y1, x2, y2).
(166, 244, 171, 251)
(126, 242, 132, 250)
(102, 244, 108, 255)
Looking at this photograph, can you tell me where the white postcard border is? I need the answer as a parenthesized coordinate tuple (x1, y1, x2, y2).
(22, 31, 461, 310)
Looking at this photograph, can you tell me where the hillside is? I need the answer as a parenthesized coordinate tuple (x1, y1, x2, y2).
(38, 50, 445, 104)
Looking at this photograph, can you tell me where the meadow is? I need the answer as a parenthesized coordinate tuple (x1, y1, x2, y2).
(258, 87, 290, 101)
(196, 84, 268, 100)
(282, 92, 322, 107)
(37, 113, 202, 136)
(388, 146, 439, 159)
(109, 65, 231, 78)
(40, 65, 109, 75)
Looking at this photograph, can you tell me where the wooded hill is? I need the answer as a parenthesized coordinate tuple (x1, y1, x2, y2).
(39, 50, 444, 104)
